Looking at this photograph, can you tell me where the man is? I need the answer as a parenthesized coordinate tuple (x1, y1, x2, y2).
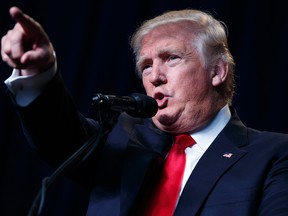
(2, 6, 288, 216)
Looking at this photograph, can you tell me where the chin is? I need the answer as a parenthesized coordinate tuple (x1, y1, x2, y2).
(152, 113, 177, 130)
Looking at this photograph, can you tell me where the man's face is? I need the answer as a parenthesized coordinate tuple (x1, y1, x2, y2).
(138, 23, 219, 133)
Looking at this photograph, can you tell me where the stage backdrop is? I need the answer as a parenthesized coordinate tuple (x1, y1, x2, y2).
(1, 0, 287, 215)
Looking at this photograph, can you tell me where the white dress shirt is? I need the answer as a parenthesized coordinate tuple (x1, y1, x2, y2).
(181, 105, 231, 195)
(4, 62, 57, 107)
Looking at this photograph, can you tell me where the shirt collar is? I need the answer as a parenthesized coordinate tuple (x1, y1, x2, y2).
(189, 104, 231, 152)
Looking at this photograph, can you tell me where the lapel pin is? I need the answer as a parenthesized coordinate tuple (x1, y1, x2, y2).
(223, 152, 233, 158)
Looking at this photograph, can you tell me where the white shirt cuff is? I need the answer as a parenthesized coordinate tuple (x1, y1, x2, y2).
(4, 61, 57, 107)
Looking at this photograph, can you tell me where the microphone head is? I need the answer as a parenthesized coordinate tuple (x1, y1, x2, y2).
(128, 93, 158, 118)
(92, 93, 158, 118)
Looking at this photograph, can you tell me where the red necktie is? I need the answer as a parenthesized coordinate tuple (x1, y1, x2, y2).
(145, 133, 196, 216)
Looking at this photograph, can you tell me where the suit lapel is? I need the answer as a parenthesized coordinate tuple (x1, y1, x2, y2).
(175, 110, 249, 216)
(120, 119, 173, 215)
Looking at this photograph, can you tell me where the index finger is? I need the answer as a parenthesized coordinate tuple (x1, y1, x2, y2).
(9, 6, 40, 34)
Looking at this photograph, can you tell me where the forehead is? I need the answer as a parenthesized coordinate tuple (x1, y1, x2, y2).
(142, 22, 195, 42)
(140, 22, 196, 53)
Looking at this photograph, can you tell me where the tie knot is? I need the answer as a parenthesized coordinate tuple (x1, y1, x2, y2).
(173, 133, 196, 152)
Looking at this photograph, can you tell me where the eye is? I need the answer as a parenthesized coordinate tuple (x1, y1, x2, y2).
(167, 55, 181, 65)
(141, 64, 152, 75)
(168, 55, 179, 60)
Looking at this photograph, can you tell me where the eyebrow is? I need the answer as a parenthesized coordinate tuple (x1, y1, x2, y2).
(137, 47, 181, 68)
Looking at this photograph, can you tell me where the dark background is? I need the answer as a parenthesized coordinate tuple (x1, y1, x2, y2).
(1, 0, 287, 215)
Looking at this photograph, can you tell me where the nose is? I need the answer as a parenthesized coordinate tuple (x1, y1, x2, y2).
(149, 64, 167, 86)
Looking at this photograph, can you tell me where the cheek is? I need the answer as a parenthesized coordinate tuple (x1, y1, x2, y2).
(175, 76, 195, 94)
(178, 76, 210, 103)
(142, 78, 152, 95)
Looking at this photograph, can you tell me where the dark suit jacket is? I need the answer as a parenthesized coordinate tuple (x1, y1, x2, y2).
(15, 73, 288, 216)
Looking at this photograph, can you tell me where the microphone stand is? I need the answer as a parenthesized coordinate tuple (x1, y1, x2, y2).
(27, 101, 120, 216)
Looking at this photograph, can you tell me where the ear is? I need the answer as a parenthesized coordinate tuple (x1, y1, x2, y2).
(211, 60, 228, 87)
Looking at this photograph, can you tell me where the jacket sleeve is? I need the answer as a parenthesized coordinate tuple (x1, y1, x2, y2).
(12, 71, 101, 187)
(257, 134, 288, 216)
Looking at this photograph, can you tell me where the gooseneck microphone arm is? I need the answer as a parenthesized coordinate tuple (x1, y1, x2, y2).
(28, 129, 105, 216)
(28, 93, 157, 216)
(28, 104, 116, 216)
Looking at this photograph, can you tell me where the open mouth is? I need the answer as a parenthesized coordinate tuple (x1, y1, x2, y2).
(154, 92, 168, 109)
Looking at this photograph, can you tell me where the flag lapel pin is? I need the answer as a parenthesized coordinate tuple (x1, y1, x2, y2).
(222, 152, 233, 158)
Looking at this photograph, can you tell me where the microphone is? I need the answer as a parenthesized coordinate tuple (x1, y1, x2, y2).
(92, 93, 158, 118)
